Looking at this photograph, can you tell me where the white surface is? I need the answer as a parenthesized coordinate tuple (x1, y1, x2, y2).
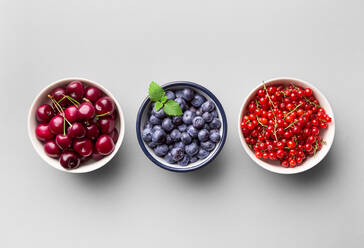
(1, 0, 364, 247)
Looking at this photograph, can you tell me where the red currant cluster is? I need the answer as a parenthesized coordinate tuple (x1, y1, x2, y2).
(35, 81, 118, 169)
(241, 83, 332, 168)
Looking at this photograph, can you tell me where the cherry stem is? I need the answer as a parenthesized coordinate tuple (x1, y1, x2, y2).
(83, 98, 90, 103)
(48, 95, 72, 127)
(65, 95, 80, 107)
(96, 112, 110, 118)
(284, 103, 302, 119)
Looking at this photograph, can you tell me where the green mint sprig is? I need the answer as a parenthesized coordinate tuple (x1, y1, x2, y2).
(148, 81, 183, 116)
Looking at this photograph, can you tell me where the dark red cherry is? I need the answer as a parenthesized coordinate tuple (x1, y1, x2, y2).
(64, 105, 78, 123)
(36, 104, 54, 123)
(97, 116, 115, 134)
(49, 115, 64, 134)
(44, 140, 61, 158)
(55, 134, 72, 150)
(95, 96, 115, 115)
(95, 134, 115, 155)
(35, 123, 54, 141)
(77, 102, 95, 120)
(73, 138, 93, 157)
(91, 148, 104, 161)
(85, 86, 103, 103)
(66, 81, 85, 101)
(59, 151, 80, 169)
(85, 123, 100, 140)
(51, 87, 70, 107)
(110, 128, 119, 144)
(67, 122, 86, 138)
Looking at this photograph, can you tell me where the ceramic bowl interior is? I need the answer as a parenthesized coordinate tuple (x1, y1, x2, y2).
(238, 77, 335, 174)
(137, 81, 227, 172)
(28, 78, 125, 173)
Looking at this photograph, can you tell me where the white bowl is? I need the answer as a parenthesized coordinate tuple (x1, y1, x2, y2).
(238, 77, 335, 174)
(28, 78, 125, 173)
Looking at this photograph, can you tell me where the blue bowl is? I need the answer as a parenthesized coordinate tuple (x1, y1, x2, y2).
(136, 81, 228, 172)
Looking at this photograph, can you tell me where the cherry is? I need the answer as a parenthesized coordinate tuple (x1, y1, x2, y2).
(67, 122, 86, 138)
(77, 102, 95, 120)
(36, 104, 54, 123)
(44, 140, 61, 158)
(96, 134, 115, 155)
(66, 81, 85, 101)
(110, 128, 119, 144)
(51, 87, 70, 107)
(48, 115, 65, 134)
(59, 151, 80, 169)
(35, 123, 54, 141)
(97, 116, 115, 134)
(85, 86, 103, 103)
(85, 123, 100, 140)
(95, 96, 115, 115)
(64, 105, 78, 123)
(92, 152, 104, 161)
(73, 138, 93, 157)
(55, 134, 72, 150)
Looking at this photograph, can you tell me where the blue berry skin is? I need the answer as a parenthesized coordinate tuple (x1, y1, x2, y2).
(198, 129, 210, 142)
(211, 110, 218, 118)
(189, 106, 197, 113)
(181, 132, 192, 145)
(149, 115, 162, 125)
(201, 100, 215, 112)
(165, 90, 175, 100)
(201, 140, 216, 151)
(182, 88, 194, 101)
(191, 94, 205, 107)
(183, 110, 195, 124)
(144, 121, 152, 129)
(164, 152, 176, 164)
(185, 142, 199, 156)
(154, 144, 169, 157)
(142, 128, 153, 142)
(192, 116, 205, 129)
(171, 147, 184, 161)
(152, 125, 162, 131)
(165, 135, 173, 145)
(203, 124, 210, 130)
(178, 155, 190, 166)
(210, 131, 221, 143)
(175, 97, 187, 110)
(168, 144, 174, 150)
(170, 129, 182, 141)
(178, 124, 187, 132)
(196, 109, 202, 116)
(202, 112, 213, 123)
(147, 141, 157, 148)
(152, 129, 166, 144)
(189, 156, 198, 163)
(162, 118, 174, 132)
(152, 108, 166, 119)
(174, 141, 185, 149)
(172, 116, 183, 126)
(187, 125, 199, 138)
(197, 148, 209, 159)
(175, 90, 184, 98)
(209, 118, 221, 129)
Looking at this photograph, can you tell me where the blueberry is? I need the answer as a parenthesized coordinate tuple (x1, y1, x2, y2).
(171, 147, 184, 161)
(162, 118, 174, 132)
(149, 115, 161, 125)
(189, 156, 198, 163)
(168, 144, 174, 150)
(175, 97, 187, 110)
(152, 129, 166, 144)
(189, 106, 197, 113)
(178, 124, 187, 132)
(187, 125, 198, 138)
(201, 140, 215, 151)
(201, 100, 215, 112)
(198, 129, 210, 142)
(183, 110, 195, 124)
(203, 124, 210, 130)
(175, 90, 184, 98)
(185, 142, 199, 156)
(154, 144, 169, 157)
(144, 121, 152, 129)
(211, 110, 218, 118)
(165, 90, 175, 100)
(174, 141, 185, 149)
(164, 152, 176, 164)
(172, 116, 183, 126)
(182, 88, 194, 101)
(192, 116, 205, 129)
(196, 109, 202, 116)
(152, 108, 166, 119)
(181, 132, 192, 145)
(210, 131, 221, 143)
(152, 125, 162, 132)
(197, 148, 209, 159)
(165, 134, 173, 145)
(191, 94, 205, 107)
(142, 128, 153, 142)
(202, 112, 213, 123)
(209, 118, 221, 129)
(170, 129, 181, 141)
(147, 141, 157, 148)
(178, 155, 190, 166)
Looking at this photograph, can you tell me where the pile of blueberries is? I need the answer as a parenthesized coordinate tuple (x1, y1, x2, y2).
(142, 88, 222, 166)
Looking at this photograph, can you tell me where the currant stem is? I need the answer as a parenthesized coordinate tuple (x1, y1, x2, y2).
(263, 82, 276, 108)
(284, 120, 298, 130)
(284, 103, 302, 119)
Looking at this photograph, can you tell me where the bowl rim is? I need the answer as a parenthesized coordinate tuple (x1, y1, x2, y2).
(28, 77, 125, 173)
(238, 77, 335, 174)
(136, 81, 228, 172)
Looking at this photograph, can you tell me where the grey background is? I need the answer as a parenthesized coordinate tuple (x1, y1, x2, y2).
(1, 0, 363, 247)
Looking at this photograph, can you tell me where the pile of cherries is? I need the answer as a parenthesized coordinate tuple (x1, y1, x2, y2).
(241, 83, 332, 168)
(35, 81, 118, 169)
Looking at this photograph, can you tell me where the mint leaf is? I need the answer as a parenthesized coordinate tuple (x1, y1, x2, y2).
(154, 101, 163, 111)
(161, 96, 168, 104)
(149, 81, 165, 102)
(164, 100, 183, 116)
